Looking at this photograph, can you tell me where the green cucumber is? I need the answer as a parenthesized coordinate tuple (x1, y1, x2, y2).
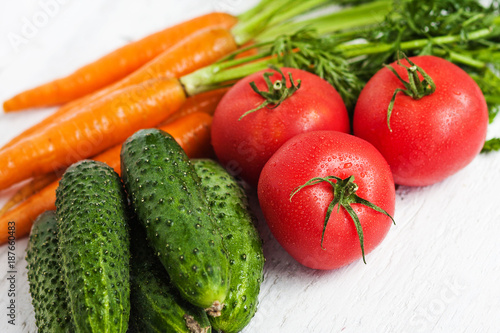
(120, 129, 229, 314)
(26, 210, 74, 332)
(56, 160, 130, 333)
(193, 159, 265, 333)
(129, 222, 212, 333)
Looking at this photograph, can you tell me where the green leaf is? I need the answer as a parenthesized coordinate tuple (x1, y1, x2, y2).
(470, 67, 500, 124)
(481, 138, 500, 153)
(270, 29, 365, 111)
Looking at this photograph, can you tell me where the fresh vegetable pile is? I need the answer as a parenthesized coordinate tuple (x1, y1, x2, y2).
(1, 0, 499, 331)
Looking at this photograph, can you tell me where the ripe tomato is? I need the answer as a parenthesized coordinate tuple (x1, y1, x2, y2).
(211, 67, 350, 187)
(258, 130, 395, 270)
(353, 55, 488, 187)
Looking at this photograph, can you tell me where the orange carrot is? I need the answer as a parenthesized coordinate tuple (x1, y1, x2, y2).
(162, 87, 228, 125)
(165, 112, 214, 158)
(91, 27, 237, 100)
(0, 181, 58, 244)
(1, 26, 237, 151)
(0, 112, 214, 243)
(0, 26, 239, 191)
(0, 172, 61, 216)
(3, 12, 237, 111)
(0, 78, 187, 191)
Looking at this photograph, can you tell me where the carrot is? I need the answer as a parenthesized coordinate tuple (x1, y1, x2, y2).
(0, 25, 239, 191)
(0, 172, 61, 217)
(0, 112, 214, 243)
(165, 112, 214, 158)
(0, 181, 59, 244)
(90, 27, 237, 100)
(161, 87, 228, 125)
(3, 12, 237, 111)
(1, 26, 237, 151)
(0, 78, 187, 191)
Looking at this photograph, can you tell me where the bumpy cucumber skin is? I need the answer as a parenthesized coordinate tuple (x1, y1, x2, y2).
(56, 160, 130, 333)
(26, 210, 74, 332)
(129, 222, 212, 333)
(120, 129, 229, 310)
(193, 159, 265, 333)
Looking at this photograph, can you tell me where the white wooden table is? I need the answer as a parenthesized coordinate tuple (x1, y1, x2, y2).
(1, 1, 500, 332)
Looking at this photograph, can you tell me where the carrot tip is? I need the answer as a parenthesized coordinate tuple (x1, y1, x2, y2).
(3, 100, 14, 112)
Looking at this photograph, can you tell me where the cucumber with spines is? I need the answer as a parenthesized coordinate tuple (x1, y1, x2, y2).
(120, 129, 229, 314)
(193, 159, 265, 333)
(26, 210, 74, 332)
(129, 222, 212, 333)
(56, 160, 131, 333)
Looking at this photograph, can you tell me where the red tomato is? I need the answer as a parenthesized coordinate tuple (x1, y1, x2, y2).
(211, 67, 350, 186)
(353, 55, 488, 187)
(258, 130, 395, 270)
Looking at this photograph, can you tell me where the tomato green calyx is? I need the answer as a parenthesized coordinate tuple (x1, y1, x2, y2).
(290, 175, 395, 264)
(238, 65, 301, 120)
(384, 52, 436, 132)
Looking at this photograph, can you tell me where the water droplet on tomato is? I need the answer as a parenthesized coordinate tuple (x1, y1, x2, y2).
(343, 162, 352, 169)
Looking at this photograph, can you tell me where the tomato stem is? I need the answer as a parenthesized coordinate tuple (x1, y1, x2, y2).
(384, 52, 436, 132)
(290, 175, 395, 264)
(238, 65, 301, 120)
